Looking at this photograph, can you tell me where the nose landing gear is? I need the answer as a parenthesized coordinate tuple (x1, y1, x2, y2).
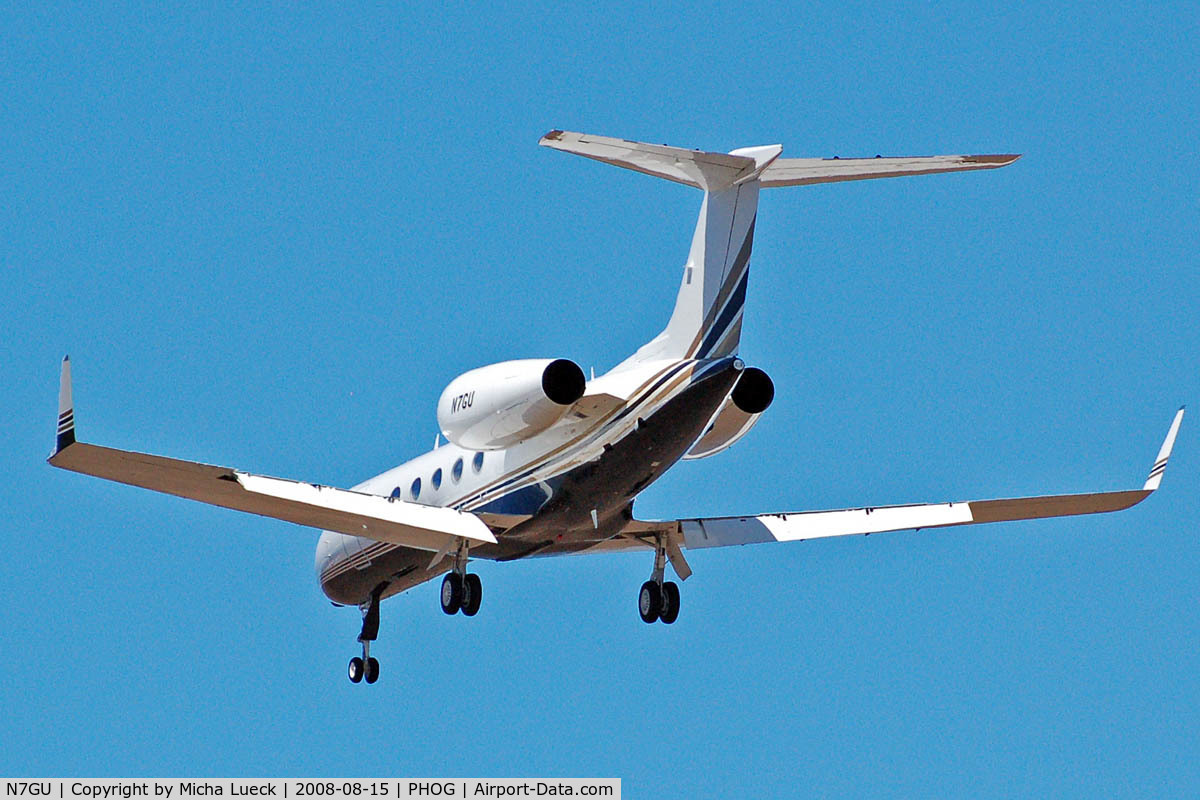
(348, 583, 385, 685)
(348, 649, 379, 684)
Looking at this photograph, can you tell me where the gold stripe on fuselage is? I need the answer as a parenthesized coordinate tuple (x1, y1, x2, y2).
(321, 360, 710, 584)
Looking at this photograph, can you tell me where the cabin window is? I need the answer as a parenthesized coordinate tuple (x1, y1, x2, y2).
(410, 477, 421, 501)
(452, 458, 464, 483)
(432, 468, 443, 490)
(390, 487, 401, 499)
(472, 451, 485, 473)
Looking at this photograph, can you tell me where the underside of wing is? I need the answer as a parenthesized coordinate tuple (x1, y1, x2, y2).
(628, 407, 1183, 550)
(47, 358, 498, 552)
(678, 489, 1150, 549)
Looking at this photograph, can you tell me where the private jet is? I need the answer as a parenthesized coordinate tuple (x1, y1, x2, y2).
(49, 130, 1184, 684)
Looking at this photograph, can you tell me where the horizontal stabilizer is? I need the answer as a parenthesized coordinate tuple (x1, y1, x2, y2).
(539, 130, 778, 192)
(540, 130, 1019, 191)
(758, 153, 1020, 187)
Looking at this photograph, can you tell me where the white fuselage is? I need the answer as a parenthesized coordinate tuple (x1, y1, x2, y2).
(316, 356, 741, 605)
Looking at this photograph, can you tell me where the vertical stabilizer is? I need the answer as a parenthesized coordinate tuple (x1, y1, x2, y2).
(541, 131, 1021, 368)
(541, 130, 1022, 370)
(625, 144, 780, 364)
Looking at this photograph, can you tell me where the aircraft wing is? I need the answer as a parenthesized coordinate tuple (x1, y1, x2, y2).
(622, 408, 1183, 556)
(47, 358, 497, 551)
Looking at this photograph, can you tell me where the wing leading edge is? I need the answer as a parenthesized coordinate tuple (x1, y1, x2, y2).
(628, 407, 1184, 550)
(47, 357, 497, 551)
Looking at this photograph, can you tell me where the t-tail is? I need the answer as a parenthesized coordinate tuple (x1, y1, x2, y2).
(539, 130, 1020, 366)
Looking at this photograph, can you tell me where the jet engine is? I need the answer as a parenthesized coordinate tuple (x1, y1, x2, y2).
(437, 358, 587, 450)
(683, 367, 774, 460)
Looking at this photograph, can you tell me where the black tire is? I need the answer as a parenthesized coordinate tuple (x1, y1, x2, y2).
(364, 657, 380, 684)
(639, 580, 661, 623)
(461, 573, 482, 616)
(660, 581, 680, 624)
(348, 656, 364, 683)
(441, 573, 463, 614)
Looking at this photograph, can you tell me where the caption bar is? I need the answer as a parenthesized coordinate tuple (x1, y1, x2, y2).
(0, 782, 619, 800)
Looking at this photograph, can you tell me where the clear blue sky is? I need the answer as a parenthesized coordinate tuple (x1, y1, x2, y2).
(2, 2, 1197, 795)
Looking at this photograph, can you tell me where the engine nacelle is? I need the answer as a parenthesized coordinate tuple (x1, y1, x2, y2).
(437, 358, 587, 450)
(683, 367, 774, 460)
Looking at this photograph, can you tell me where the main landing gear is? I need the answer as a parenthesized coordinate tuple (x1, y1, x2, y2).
(440, 540, 482, 616)
(348, 583, 384, 685)
(638, 535, 680, 624)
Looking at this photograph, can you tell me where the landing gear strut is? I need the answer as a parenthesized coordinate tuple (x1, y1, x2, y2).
(348, 583, 385, 685)
(440, 540, 482, 616)
(638, 535, 680, 624)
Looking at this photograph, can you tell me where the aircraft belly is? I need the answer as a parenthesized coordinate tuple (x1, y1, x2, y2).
(320, 361, 740, 606)
(500, 360, 741, 544)
(321, 544, 451, 606)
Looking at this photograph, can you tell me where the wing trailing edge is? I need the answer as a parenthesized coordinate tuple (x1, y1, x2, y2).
(626, 407, 1184, 550)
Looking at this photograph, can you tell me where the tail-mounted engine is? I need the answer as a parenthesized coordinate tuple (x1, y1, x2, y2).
(437, 359, 587, 450)
(683, 367, 774, 460)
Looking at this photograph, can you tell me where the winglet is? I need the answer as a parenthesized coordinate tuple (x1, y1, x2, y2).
(1143, 406, 1184, 491)
(55, 356, 75, 454)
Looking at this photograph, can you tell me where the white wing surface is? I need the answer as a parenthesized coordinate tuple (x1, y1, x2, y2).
(539, 129, 759, 191)
(539, 130, 1020, 190)
(627, 407, 1183, 550)
(47, 358, 496, 551)
(758, 153, 1021, 187)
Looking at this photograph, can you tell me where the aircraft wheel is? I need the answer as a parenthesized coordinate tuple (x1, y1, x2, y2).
(364, 657, 380, 684)
(639, 580, 661, 623)
(348, 656, 364, 684)
(461, 573, 482, 616)
(659, 581, 680, 624)
(441, 573, 463, 614)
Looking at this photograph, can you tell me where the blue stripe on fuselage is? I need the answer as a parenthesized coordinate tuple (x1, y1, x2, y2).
(697, 269, 748, 358)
